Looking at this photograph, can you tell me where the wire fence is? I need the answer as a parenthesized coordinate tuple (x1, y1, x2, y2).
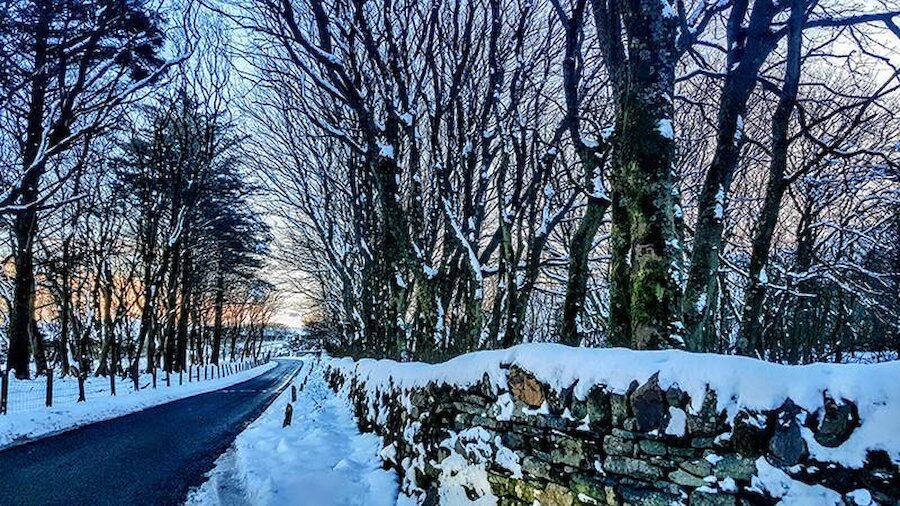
(0, 353, 271, 415)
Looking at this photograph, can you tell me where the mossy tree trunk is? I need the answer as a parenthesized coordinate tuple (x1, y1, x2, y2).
(603, 0, 683, 349)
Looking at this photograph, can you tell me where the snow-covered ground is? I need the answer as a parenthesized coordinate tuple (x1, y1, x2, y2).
(1, 361, 276, 449)
(186, 356, 397, 506)
(4, 358, 267, 414)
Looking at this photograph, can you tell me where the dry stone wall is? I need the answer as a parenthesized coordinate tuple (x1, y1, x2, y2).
(326, 358, 898, 506)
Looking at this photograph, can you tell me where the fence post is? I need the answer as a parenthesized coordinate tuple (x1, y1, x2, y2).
(166, 370, 171, 387)
(133, 362, 139, 391)
(110, 367, 116, 397)
(188, 365, 192, 383)
(46, 370, 53, 407)
(179, 368, 183, 386)
(0, 369, 7, 414)
(77, 372, 86, 402)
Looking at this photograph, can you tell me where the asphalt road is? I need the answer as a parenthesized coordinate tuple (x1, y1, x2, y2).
(0, 360, 302, 506)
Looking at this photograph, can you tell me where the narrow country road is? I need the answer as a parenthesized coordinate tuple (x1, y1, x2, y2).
(0, 360, 302, 506)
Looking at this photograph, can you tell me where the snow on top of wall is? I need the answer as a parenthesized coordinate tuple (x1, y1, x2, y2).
(330, 343, 900, 468)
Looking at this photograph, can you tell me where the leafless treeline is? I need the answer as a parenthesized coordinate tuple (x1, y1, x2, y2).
(0, 1, 277, 381)
(223, 0, 900, 362)
(2, 0, 898, 373)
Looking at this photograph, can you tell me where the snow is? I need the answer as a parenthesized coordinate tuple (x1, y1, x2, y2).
(664, 406, 687, 436)
(494, 441, 523, 478)
(695, 292, 708, 313)
(331, 343, 900, 467)
(430, 426, 522, 505)
(752, 458, 843, 505)
(591, 175, 608, 200)
(714, 185, 725, 219)
(720, 477, 738, 492)
(705, 454, 724, 465)
(377, 142, 395, 159)
(847, 489, 873, 505)
(660, 0, 678, 18)
(657, 118, 675, 139)
(423, 264, 438, 279)
(187, 357, 397, 506)
(1, 362, 276, 449)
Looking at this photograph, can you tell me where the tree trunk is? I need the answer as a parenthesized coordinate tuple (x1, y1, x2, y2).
(561, 197, 608, 345)
(59, 238, 72, 376)
(163, 243, 181, 373)
(96, 264, 115, 376)
(558, 0, 610, 346)
(607, 0, 683, 349)
(6, 3, 51, 380)
(134, 269, 155, 374)
(30, 319, 49, 376)
(607, 192, 632, 347)
(738, 0, 805, 357)
(175, 251, 192, 371)
(682, 0, 780, 351)
(373, 155, 414, 360)
(211, 268, 225, 365)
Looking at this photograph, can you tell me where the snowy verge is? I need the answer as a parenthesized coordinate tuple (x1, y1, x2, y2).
(0, 362, 276, 449)
(186, 357, 397, 506)
(330, 343, 900, 467)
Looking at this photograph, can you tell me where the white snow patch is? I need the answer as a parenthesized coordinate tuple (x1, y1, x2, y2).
(847, 488, 873, 505)
(187, 358, 397, 506)
(661, 0, 678, 18)
(377, 142, 395, 159)
(714, 185, 725, 220)
(665, 406, 687, 437)
(657, 118, 675, 139)
(752, 458, 843, 505)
